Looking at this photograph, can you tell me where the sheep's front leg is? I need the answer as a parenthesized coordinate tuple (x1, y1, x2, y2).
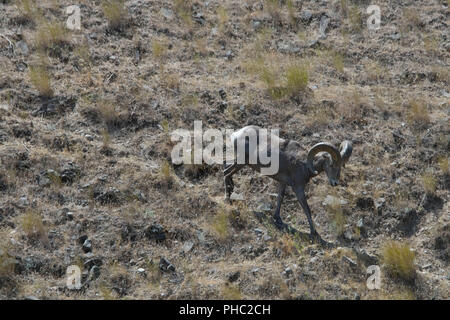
(224, 163, 245, 201)
(273, 182, 286, 228)
(294, 187, 322, 242)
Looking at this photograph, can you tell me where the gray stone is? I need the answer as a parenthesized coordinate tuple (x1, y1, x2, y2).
(16, 40, 29, 55)
(160, 8, 174, 20)
(319, 16, 330, 38)
(182, 241, 194, 253)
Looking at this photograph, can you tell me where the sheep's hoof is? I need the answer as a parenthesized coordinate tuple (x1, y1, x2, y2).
(273, 217, 284, 230)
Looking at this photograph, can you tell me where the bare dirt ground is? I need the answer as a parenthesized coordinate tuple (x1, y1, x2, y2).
(0, 0, 448, 299)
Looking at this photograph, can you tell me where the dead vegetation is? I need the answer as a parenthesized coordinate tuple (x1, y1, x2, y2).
(0, 0, 447, 300)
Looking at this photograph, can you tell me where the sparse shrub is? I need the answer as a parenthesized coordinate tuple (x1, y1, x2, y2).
(152, 39, 168, 61)
(47, 170, 62, 189)
(423, 35, 438, 55)
(264, 0, 281, 23)
(286, 0, 297, 26)
(382, 241, 416, 281)
(16, 0, 38, 21)
(348, 5, 362, 32)
(285, 63, 309, 95)
(0, 247, 17, 278)
(146, 259, 162, 284)
(28, 65, 53, 97)
(109, 264, 132, 297)
(421, 170, 437, 195)
(102, 0, 128, 30)
(211, 208, 230, 241)
(331, 51, 344, 74)
(325, 196, 346, 236)
(217, 6, 228, 32)
(21, 210, 48, 244)
(162, 73, 180, 90)
(407, 100, 430, 129)
(438, 156, 448, 173)
(402, 8, 422, 32)
(35, 21, 67, 50)
(276, 234, 299, 257)
(97, 100, 120, 127)
(339, 0, 349, 17)
(222, 283, 242, 300)
(173, 0, 193, 27)
(258, 62, 308, 100)
(156, 160, 174, 190)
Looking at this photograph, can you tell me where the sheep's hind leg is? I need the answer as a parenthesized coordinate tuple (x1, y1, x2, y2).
(273, 182, 286, 229)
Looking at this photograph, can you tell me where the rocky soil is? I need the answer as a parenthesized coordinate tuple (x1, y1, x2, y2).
(0, 0, 448, 299)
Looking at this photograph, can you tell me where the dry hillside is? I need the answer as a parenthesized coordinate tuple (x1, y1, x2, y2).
(0, 0, 449, 299)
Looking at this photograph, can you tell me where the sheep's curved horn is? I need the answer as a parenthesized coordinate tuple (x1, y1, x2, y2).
(339, 140, 353, 167)
(307, 142, 342, 175)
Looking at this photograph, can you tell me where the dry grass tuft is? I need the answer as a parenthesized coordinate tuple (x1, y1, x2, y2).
(28, 65, 53, 97)
(35, 21, 68, 50)
(211, 207, 230, 241)
(21, 210, 48, 244)
(222, 283, 242, 300)
(437, 156, 448, 174)
(173, 0, 193, 27)
(102, 0, 128, 30)
(16, 0, 38, 21)
(382, 241, 416, 281)
(421, 170, 437, 195)
(407, 100, 430, 129)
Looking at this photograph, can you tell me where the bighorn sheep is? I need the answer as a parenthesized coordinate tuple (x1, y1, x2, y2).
(224, 125, 352, 243)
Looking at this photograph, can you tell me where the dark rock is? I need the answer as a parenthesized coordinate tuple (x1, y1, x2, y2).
(227, 271, 240, 283)
(121, 224, 138, 242)
(420, 193, 444, 211)
(144, 224, 166, 242)
(89, 266, 101, 280)
(374, 198, 385, 215)
(356, 197, 374, 211)
(82, 239, 92, 253)
(283, 267, 293, 277)
(353, 248, 378, 266)
(84, 257, 103, 270)
(397, 208, 423, 236)
(94, 187, 122, 205)
(60, 163, 81, 184)
(11, 124, 32, 139)
(159, 257, 175, 272)
(78, 235, 88, 245)
(300, 10, 312, 22)
(434, 224, 449, 262)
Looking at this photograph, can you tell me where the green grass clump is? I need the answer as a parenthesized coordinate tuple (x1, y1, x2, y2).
(382, 241, 416, 281)
(285, 64, 309, 95)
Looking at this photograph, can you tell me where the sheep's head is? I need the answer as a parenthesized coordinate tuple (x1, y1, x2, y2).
(307, 141, 353, 186)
